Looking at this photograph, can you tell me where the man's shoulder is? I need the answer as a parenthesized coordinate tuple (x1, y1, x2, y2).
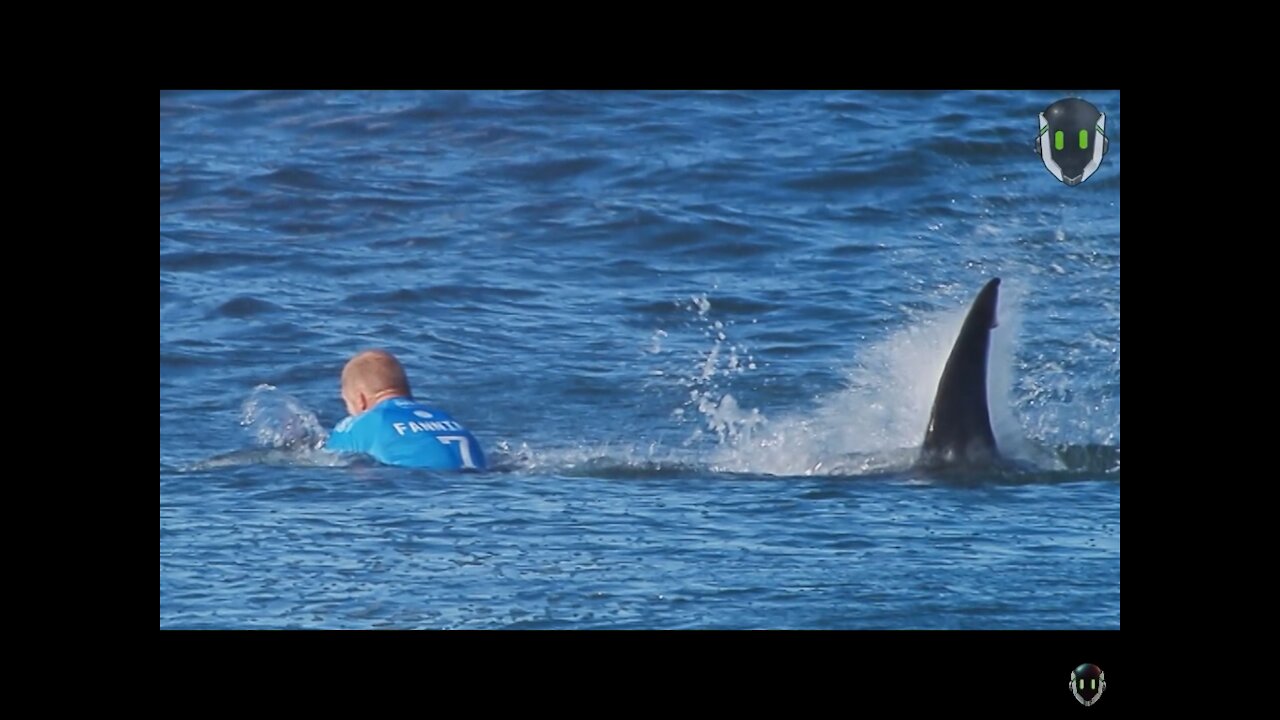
(331, 408, 376, 436)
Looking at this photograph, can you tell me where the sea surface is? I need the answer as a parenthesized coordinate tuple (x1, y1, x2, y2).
(160, 90, 1120, 629)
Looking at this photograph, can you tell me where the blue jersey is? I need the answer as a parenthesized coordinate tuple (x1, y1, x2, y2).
(325, 397, 486, 471)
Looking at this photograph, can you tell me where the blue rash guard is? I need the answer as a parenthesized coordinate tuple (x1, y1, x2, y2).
(324, 397, 486, 470)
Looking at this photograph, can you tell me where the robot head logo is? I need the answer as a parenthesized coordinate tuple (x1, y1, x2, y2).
(1070, 663, 1106, 706)
(1036, 98, 1109, 186)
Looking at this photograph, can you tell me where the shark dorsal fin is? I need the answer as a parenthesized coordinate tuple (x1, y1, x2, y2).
(919, 278, 1002, 468)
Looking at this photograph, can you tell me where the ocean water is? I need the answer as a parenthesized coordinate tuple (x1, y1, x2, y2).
(159, 90, 1120, 629)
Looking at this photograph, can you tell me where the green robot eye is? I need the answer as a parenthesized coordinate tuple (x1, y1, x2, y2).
(1091, 679, 1097, 690)
(1079, 679, 1085, 690)
(1055, 130, 1065, 151)
(1079, 129, 1089, 150)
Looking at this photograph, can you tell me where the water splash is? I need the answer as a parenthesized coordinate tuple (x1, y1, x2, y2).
(667, 293, 762, 445)
(687, 281, 1062, 476)
(457, 283, 1117, 481)
(240, 384, 328, 450)
(180, 385, 344, 471)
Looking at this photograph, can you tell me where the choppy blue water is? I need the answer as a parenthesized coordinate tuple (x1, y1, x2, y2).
(160, 90, 1120, 629)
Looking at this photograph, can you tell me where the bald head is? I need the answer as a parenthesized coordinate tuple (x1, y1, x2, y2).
(340, 349, 412, 415)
